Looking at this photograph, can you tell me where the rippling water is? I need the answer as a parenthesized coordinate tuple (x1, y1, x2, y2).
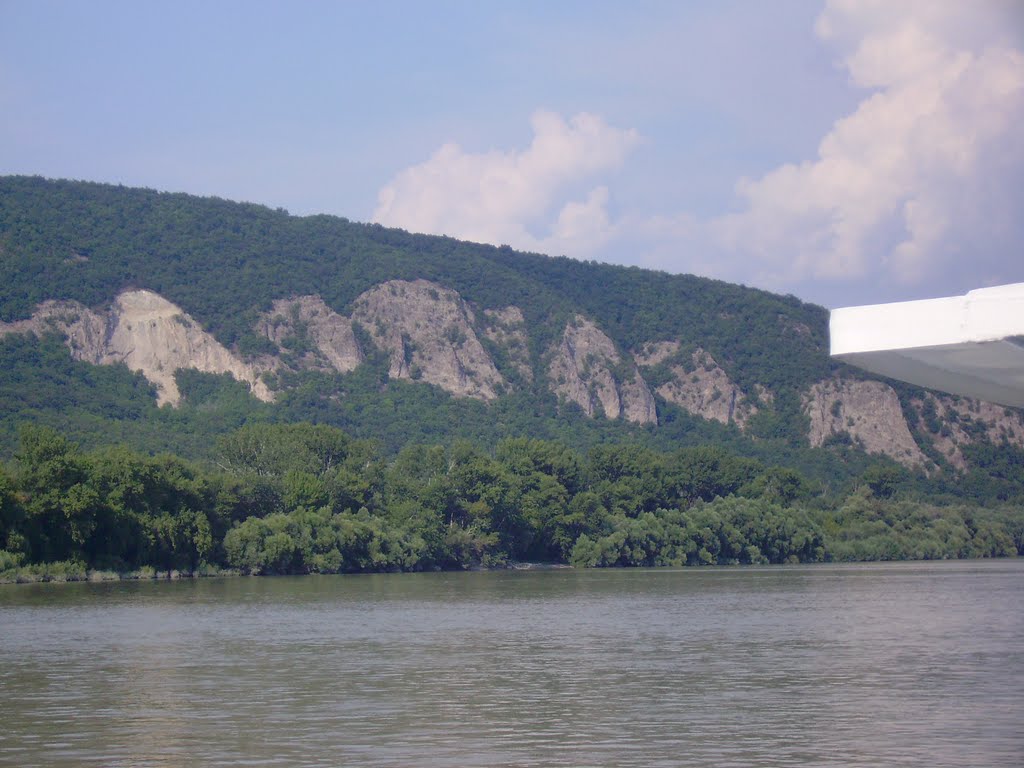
(1, 560, 1022, 767)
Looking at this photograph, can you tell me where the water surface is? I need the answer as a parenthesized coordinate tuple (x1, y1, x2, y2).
(1, 560, 1022, 767)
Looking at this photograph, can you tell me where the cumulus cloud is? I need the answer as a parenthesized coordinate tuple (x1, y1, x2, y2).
(713, 0, 1024, 292)
(370, 3, 1023, 305)
(372, 111, 639, 255)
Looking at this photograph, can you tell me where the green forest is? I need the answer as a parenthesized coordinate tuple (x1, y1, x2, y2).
(2, 422, 1021, 583)
(1, 176, 1022, 580)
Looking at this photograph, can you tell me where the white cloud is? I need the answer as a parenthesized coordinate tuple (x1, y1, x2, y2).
(369, 3, 1023, 307)
(372, 111, 639, 255)
(712, 0, 1024, 292)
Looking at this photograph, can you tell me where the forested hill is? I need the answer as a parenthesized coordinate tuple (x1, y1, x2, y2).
(0, 175, 827, 391)
(1, 175, 1023, 507)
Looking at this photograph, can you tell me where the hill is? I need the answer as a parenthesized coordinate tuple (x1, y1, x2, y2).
(1, 175, 1022, 506)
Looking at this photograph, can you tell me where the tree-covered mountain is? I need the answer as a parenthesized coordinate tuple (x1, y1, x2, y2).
(1, 174, 1022, 509)
(0, 175, 827, 386)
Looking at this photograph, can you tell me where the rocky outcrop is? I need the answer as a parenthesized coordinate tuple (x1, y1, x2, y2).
(482, 306, 533, 383)
(634, 343, 758, 428)
(9, 282, 1011, 473)
(0, 290, 272, 406)
(633, 340, 680, 367)
(618, 373, 658, 424)
(258, 296, 362, 373)
(257, 287, 509, 401)
(805, 379, 926, 468)
(548, 316, 657, 424)
(1, 282, 508, 406)
(351, 280, 505, 400)
(0, 299, 110, 364)
(909, 393, 1024, 470)
(753, 384, 774, 406)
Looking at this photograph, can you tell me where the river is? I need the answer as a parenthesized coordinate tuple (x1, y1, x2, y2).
(1, 560, 1022, 767)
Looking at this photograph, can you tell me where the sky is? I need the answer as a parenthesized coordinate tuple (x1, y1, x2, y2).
(1, 0, 1022, 309)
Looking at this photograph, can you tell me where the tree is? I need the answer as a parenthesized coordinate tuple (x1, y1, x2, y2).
(0, 463, 25, 554)
(14, 425, 99, 562)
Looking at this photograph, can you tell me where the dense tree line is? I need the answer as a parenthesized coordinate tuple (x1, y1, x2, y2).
(2, 423, 1020, 581)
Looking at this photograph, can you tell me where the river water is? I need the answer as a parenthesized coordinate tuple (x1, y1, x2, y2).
(1, 560, 1022, 767)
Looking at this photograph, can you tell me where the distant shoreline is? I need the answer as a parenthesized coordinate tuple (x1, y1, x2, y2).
(2, 555, 1014, 586)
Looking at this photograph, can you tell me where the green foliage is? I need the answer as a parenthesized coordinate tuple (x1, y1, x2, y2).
(0, 333, 157, 448)
(570, 497, 826, 568)
(860, 464, 906, 499)
(223, 508, 428, 574)
(958, 442, 1024, 501)
(216, 422, 355, 478)
(822, 488, 1020, 561)
(0, 421, 1020, 578)
(744, 388, 810, 444)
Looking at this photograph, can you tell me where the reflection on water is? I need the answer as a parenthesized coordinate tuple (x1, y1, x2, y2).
(1, 561, 1022, 767)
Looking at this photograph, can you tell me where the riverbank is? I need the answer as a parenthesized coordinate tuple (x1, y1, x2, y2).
(0, 560, 241, 585)
(0, 559, 577, 584)
(1, 553, 1015, 585)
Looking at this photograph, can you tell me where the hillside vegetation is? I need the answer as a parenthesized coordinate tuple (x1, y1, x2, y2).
(2, 423, 1020, 582)
(0, 176, 828, 386)
(0, 176, 1022, 575)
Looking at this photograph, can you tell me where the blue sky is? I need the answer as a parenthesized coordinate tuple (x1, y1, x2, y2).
(2, 0, 1022, 308)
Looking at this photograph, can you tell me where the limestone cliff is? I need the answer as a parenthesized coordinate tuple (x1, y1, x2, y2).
(804, 379, 926, 468)
(0, 299, 109, 365)
(548, 316, 657, 424)
(258, 296, 362, 374)
(632, 341, 681, 368)
(908, 393, 1024, 470)
(351, 280, 505, 400)
(0, 290, 272, 406)
(634, 342, 758, 428)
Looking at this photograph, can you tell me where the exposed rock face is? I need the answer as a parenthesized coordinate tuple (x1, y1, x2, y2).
(482, 306, 533, 383)
(0, 290, 272, 406)
(351, 279, 505, 400)
(258, 296, 362, 373)
(548, 316, 657, 424)
(0, 299, 110, 364)
(618, 373, 658, 424)
(633, 340, 680, 367)
(635, 343, 758, 428)
(805, 379, 926, 468)
(909, 393, 1024, 470)
(753, 384, 775, 406)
